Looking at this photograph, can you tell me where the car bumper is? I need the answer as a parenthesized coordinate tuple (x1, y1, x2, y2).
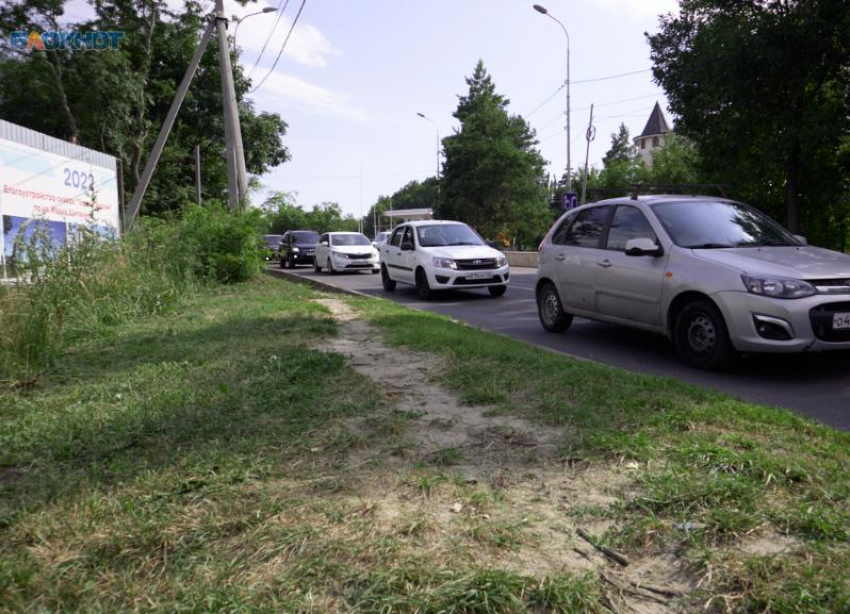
(426, 265, 510, 289)
(715, 291, 850, 352)
(290, 252, 315, 264)
(331, 256, 379, 271)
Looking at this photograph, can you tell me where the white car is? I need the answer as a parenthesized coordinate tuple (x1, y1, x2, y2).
(372, 231, 391, 248)
(380, 221, 509, 299)
(314, 232, 380, 275)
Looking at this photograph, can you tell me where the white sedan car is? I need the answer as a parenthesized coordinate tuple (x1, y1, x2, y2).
(314, 232, 380, 275)
(380, 221, 509, 299)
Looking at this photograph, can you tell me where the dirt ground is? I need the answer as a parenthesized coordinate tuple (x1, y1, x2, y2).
(312, 298, 700, 613)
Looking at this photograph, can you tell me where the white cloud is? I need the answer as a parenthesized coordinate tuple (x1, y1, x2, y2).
(249, 71, 368, 122)
(232, 2, 338, 69)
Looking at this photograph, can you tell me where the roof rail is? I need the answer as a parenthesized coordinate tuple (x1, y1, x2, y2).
(629, 183, 732, 200)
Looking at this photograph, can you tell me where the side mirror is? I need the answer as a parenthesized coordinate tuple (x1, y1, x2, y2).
(401, 241, 414, 251)
(625, 237, 663, 257)
(793, 235, 808, 245)
(320, 241, 328, 246)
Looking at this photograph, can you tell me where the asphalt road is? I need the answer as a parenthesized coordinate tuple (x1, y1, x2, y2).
(270, 264, 850, 430)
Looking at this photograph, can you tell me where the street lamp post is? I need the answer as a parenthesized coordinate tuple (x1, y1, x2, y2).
(416, 112, 441, 211)
(416, 112, 441, 179)
(533, 4, 570, 192)
(232, 6, 277, 50)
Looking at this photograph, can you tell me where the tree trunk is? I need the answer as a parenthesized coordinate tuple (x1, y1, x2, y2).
(784, 152, 800, 234)
(43, 53, 80, 145)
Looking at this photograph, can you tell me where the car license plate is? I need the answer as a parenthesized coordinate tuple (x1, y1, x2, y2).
(466, 272, 492, 281)
(833, 313, 850, 330)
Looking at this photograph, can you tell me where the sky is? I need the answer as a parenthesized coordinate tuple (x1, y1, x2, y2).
(67, 0, 680, 218)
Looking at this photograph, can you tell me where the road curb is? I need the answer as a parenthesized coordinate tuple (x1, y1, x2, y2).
(264, 267, 374, 300)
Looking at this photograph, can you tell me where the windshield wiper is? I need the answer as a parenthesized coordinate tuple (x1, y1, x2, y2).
(688, 243, 734, 249)
(737, 240, 795, 247)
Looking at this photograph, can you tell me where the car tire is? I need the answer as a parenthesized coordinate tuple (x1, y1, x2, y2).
(381, 264, 396, 291)
(371, 268, 379, 275)
(488, 285, 507, 298)
(537, 283, 573, 332)
(314, 258, 322, 273)
(279, 255, 285, 269)
(673, 299, 738, 371)
(287, 254, 295, 269)
(415, 268, 432, 300)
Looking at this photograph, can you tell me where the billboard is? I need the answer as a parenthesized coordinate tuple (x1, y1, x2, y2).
(0, 119, 120, 275)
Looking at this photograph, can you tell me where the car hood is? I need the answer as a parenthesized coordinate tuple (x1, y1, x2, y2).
(332, 245, 376, 254)
(424, 245, 505, 261)
(692, 245, 850, 279)
(292, 242, 317, 249)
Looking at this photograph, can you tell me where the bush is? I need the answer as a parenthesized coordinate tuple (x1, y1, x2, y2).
(0, 203, 264, 385)
(177, 203, 264, 284)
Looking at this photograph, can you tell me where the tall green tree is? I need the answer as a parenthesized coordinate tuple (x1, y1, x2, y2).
(0, 0, 290, 216)
(648, 0, 850, 245)
(441, 61, 549, 245)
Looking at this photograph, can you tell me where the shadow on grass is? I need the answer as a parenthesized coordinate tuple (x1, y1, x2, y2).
(0, 311, 383, 519)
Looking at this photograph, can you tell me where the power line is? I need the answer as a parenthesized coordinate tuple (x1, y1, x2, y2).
(572, 68, 652, 85)
(246, 0, 290, 80)
(525, 68, 653, 118)
(526, 83, 564, 118)
(249, 0, 306, 94)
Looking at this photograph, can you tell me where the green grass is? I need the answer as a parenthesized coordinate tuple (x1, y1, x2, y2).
(2, 275, 849, 613)
(351, 296, 850, 613)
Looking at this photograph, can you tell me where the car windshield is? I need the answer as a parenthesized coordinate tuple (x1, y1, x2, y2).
(375, 232, 390, 242)
(331, 233, 371, 246)
(416, 224, 484, 247)
(291, 231, 319, 244)
(263, 235, 284, 246)
(650, 200, 799, 249)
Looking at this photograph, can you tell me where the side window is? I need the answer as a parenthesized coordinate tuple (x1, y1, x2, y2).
(564, 207, 609, 248)
(551, 213, 577, 245)
(402, 227, 414, 247)
(605, 206, 657, 251)
(389, 227, 403, 247)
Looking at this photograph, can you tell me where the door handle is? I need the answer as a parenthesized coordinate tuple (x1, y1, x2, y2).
(598, 259, 612, 268)
(555, 254, 566, 261)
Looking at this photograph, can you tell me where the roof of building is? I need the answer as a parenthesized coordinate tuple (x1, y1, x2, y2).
(637, 102, 671, 138)
(382, 208, 433, 220)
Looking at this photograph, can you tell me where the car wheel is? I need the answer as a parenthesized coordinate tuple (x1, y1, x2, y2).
(381, 264, 396, 291)
(537, 283, 573, 332)
(674, 299, 738, 371)
(314, 258, 322, 273)
(415, 269, 432, 300)
(287, 254, 295, 269)
(488, 285, 507, 298)
(371, 268, 379, 275)
(279, 255, 285, 269)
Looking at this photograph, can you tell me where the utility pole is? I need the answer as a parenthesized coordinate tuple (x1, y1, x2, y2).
(124, 18, 216, 231)
(194, 145, 202, 206)
(216, 0, 248, 210)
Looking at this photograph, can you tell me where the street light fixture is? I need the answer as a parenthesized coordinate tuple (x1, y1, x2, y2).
(533, 4, 571, 192)
(232, 6, 277, 49)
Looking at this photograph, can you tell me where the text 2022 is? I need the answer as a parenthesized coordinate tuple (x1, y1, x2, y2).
(63, 168, 95, 191)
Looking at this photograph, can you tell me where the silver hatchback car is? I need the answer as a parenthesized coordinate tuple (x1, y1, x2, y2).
(536, 195, 850, 370)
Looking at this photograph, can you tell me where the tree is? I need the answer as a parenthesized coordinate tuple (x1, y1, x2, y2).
(0, 0, 290, 217)
(602, 123, 637, 167)
(647, 134, 702, 186)
(648, 0, 850, 245)
(593, 124, 648, 194)
(441, 61, 550, 246)
(361, 179, 439, 237)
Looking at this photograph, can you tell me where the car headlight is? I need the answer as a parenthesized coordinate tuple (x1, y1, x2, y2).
(433, 257, 457, 269)
(496, 256, 507, 267)
(742, 275, 816, 299)
(332, 250, 348, 259)
(291, 246, 301, 253)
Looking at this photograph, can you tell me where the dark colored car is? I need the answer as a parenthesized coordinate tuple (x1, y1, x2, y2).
(279, 230, 321, 268)
(262, 234, 285, 261)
